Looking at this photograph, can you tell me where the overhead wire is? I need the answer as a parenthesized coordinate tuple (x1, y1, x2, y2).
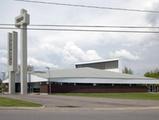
(1, 26, 159, 34)
(15, 0, 159, 13)
(0, 23, 159, 29)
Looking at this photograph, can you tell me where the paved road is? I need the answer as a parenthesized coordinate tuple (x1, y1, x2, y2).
(1, 95, 159, 120)
(1, 94, 159, 109)
(0, 108, 159, 120)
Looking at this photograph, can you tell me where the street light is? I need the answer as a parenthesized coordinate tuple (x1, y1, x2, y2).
(46, 67, 51, 94)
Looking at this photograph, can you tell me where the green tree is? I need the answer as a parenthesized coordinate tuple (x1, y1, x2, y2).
(122, 67, 133, 74)
(0, 82, 5, 94)
(144, 69, 159, 79)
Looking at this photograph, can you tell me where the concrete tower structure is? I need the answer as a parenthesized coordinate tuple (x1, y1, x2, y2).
(15, 9, 30, 94)
(8, 31, 18, 94)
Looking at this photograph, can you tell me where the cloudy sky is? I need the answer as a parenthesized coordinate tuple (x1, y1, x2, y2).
(0, 0, 159, 77)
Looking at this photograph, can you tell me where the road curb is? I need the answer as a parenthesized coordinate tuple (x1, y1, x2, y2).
(92, 106, 159, 111)
(0, 105, 45, 110)
(1, 106, 159, 111)
(35, 106, 159, 111)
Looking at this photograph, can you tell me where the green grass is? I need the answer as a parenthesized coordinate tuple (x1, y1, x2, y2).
(0, 97, 42, 107)
(56, 93, 159, 100)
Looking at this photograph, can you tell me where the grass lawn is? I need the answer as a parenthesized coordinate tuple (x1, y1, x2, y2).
(0, 97, 42, 107)
(56, 93, 159, 100)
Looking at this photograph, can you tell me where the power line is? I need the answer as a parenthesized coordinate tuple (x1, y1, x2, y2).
(1, 26, 159, 33)
(0, 23, 159, 29)
(30, 24, 159, 29)
(15, 0, 159, 13)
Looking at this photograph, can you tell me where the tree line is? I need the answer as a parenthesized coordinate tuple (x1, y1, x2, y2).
(123, 67, 159, 79)
(144, 69, 159, 79)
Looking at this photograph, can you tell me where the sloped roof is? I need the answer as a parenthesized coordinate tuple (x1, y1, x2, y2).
(75, 58, 119, 65)
(2, 74, 47, 83)
(33, 68, 152, 80)
(32, 68, 159, 84)
(3, 68, 159, 84)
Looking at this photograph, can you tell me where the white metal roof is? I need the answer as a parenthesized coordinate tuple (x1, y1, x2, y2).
(34, 68, 152, 79)
(33, 68, 159, 84)
(51, 78, 159, 84)
(2, 74, 47, 83)
(29, 74, 47, 83)
(3, 68, 159, 84)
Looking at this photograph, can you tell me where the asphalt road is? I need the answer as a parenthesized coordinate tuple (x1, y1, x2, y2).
(1, 94, 159, 120)
(2, 94, 159, 108)
(0, 108, 159, 120)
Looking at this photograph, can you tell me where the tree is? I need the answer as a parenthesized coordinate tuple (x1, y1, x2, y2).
(27, 65, 34, 72)
(122, 67, 133, 74)
(0, 80, 5, 94)
(144, 69, 159, 79)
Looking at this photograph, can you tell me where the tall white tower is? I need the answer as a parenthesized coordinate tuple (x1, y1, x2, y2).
(15, 9, 30, 94)
(8, 31, 18, 94)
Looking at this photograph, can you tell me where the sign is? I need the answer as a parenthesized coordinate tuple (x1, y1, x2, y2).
(8, 32, 18, 71)
(15, 9, 30, 28)
(8, 33, 13, 66)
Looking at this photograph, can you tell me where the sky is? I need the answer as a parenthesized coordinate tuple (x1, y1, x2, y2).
(0, 0, 159, 78)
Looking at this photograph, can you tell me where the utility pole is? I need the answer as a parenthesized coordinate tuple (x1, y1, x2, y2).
(46, 67, 51, 94)
(8, 31, 18, 94)
(15, 9, 30, 94)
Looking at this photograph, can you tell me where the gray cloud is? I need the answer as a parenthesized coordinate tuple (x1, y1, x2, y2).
(1, 0, 159, 75)
(146, 2, 159, 26)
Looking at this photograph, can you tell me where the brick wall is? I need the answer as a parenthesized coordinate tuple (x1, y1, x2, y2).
(51, 84, 148, 93)
(40, 84, 48, 93)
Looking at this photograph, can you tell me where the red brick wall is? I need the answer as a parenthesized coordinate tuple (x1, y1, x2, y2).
(40, 84, 48, 93)
(51, 84, 148, 93)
